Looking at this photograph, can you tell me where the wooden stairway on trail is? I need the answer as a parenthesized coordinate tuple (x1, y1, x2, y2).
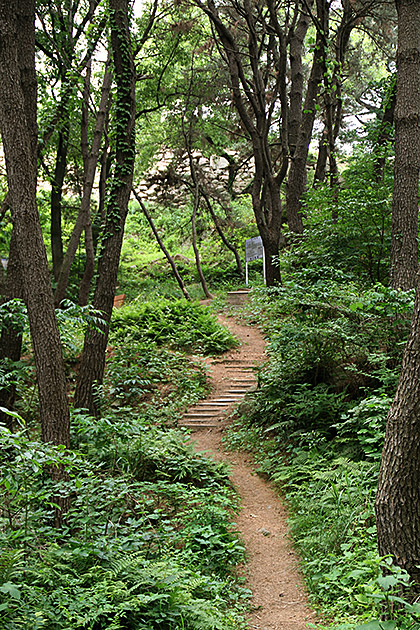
(178, 358, 258, 430)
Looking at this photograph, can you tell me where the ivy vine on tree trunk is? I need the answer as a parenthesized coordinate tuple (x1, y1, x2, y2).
(74, 0, 137, 416)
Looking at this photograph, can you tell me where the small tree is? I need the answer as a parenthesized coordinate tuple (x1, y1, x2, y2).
(75, 0, 136, 415)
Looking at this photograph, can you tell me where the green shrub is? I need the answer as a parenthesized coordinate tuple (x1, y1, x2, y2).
(110, 299, 238, 355)
(104, 338, 208, 412)
(226, 274, 411, 628)
(0, 417, 248, 629)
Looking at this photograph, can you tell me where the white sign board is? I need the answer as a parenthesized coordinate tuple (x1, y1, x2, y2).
(245, 237, 265, 285)
(245, 236, 264, 262)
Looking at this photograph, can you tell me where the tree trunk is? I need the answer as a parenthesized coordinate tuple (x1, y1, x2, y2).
(51, 124, 69, 281)
(373, 75, 396, 183)
(0, 230, 23, 430)
(389, 0, 420, 291)
(78, 222, 95, 306)
(288, 0, 314, 157)
(0, 0, 70, 449)
(74, 0, 136, 415)
(314, 127, 328, 184)
(286, 0, 328, 234)
(132, 190, 191, 300)
(54, 62, 111, 306)
(375, 272, 420, 587)
(192, 193, 213, 300)
(195, 0, 288, 283)
(202, 191, 244, 278)
(253, 177, 283, 285)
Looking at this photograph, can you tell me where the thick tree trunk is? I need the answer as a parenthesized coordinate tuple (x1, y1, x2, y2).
(389, 0, 420, 291)
(288, 0, 314, 157)
(286, 0, 328, 234)
(74, 0, 136, 415)
(0, 0, 70, 449)
(253, 178, 283, 285)
(375, 273, 420, 587)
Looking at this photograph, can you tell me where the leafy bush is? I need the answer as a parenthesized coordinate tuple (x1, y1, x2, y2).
(0, 417, 248, 629)
(289, 158, 392, 283)
(241, 281, 411, 441)
(226, 274, 412, 629)
(104, 338, 208, 413)
(110, 299, 238, 355)
(337, 394, 393, 461)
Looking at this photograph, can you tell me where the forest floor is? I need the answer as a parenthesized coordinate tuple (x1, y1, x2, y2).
(186, 312, 319, 630)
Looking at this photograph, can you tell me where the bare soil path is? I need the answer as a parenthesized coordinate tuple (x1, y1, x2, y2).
(182, 313, 317, 630)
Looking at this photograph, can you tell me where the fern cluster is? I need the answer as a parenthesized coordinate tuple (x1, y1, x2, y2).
(110, 299, 238, 355)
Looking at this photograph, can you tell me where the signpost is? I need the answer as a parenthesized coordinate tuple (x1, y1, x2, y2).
(245, 236, 265, 285)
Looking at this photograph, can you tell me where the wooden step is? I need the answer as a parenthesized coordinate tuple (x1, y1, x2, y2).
(226, 290, 251, 305)
(179, 423, 221, 429)
(183, 413, 224, 420)
(194, 402, 230, 407)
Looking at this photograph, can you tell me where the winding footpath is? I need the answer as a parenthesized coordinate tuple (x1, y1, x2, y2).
(180, 313, 317, 630)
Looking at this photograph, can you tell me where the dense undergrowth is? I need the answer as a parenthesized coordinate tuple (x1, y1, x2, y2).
(2, 155, 419, 629)
(226, 274, 418, 629)
(0, 300, 248, 629)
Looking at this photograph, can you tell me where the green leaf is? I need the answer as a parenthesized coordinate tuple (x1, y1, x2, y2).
(377, 574, 399, 591)
(355, 622, 397, 630)
(0, 582, 21, 600)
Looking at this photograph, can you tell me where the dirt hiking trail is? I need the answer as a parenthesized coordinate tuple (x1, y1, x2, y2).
(181, 313, 318, 630)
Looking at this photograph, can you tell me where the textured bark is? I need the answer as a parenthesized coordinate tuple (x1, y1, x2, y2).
(0, 0, 36, 429)
(0, 0, 70, 448)
(288, 0, 314, 157)
(286, 0, 328, 233)
(50, 123, 69, 280)
(314, 127, 328, 184)
(389, 0, 420, 291)
(376, 274, 420, 587)
(74, 0, 136, 415)
(0, 193, 10, 224)
(78, 222, 95, 306)
(325, 0, 353, 217)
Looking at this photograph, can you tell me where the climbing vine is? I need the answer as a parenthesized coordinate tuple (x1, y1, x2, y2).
(103, 3, 136, 237)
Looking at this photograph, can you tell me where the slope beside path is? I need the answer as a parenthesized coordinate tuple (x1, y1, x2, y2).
(182, 314, 317, 630)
